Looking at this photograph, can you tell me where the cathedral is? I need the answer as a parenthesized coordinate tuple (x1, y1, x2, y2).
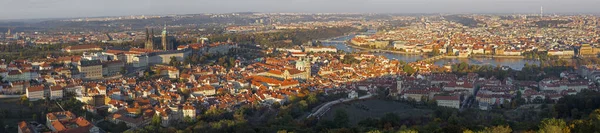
(144, 25, 175, 50)
(144, 28, 154, 50)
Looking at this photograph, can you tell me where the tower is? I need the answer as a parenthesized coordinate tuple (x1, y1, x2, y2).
(540, 6, 543, 18)
(397, 78, 403, 94)
(295, 57, 311, 79)
(305, 58, 311, 79)
(6, 28, 10, 36)
(161, 24, 169, 50)
(145, 28, 154, 50)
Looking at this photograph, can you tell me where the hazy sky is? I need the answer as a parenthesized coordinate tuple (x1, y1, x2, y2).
(1, 0, 599, 20)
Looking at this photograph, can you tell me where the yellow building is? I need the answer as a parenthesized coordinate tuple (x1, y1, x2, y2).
(580, 44, 593, 55)
(368, 41, 389, 49)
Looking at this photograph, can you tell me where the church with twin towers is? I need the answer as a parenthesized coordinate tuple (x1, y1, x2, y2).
(145, 24, 175, 51)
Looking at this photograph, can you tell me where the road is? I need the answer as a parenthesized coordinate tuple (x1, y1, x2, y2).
(0, 95, 24, 99)
(460, 85, 481, 111)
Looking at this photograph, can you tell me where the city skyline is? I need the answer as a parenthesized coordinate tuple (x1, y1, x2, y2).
(2, 0, 600, 20)
(2, 2, 600, 132)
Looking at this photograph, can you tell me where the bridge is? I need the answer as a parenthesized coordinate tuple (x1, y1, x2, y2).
(419, 55, 446, 62)
(320, 40, 347, 43)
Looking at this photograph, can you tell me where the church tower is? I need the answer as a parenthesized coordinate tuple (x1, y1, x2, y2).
(145, 28, 154, 50)
(305, 58, 311, 79)
(295, 57, 311, 79)
(161, 24, 170, 50)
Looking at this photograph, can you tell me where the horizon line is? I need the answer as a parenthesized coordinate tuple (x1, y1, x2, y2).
(2, 11, 600, 22)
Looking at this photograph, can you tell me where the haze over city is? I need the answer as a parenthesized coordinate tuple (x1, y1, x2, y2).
(2, 0, 600, 19)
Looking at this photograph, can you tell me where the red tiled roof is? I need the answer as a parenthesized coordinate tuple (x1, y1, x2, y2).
(51, 85, 63, 91)
(434, 95, 460, 101)
(27, 86, 44, 92)
(18, 121, 32, 133)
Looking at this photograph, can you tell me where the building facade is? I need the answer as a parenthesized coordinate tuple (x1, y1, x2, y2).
(79, 60, 103, 80)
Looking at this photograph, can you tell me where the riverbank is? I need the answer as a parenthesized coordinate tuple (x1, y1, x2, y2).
(346, 43, 532, 59)
(471, 55, 526, 59)
(322, 35, 540, 70)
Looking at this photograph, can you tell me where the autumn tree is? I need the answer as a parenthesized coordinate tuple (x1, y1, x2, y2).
(151, 115, 162, 126)
(307, 92, 318, 105)
(538, 118, 570, 133)
(483, 125, 512, 133)
(403, 65, 416, 75)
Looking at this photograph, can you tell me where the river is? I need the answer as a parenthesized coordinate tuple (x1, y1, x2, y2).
(322, 35, 539, 70)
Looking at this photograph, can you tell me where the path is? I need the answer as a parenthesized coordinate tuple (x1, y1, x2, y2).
(307, 94, 374, 119)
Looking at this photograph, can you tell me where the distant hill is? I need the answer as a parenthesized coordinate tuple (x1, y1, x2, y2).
(445, 15, 480, 27)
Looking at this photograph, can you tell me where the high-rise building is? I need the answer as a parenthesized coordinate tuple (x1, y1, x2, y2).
(6, 28, 10, 36)
(145, 28, 154, 50)
(540, 6, 543, 18)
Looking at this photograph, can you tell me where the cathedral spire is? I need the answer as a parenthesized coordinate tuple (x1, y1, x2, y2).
(145, 28, 154, 50)
(145, 28, 150, 41)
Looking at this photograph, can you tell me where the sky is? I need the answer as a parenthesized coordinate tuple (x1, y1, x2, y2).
(1, 0, 599, 20)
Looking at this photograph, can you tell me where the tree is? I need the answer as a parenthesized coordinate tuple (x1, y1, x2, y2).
(367, 130, 382, 133)
(32, 114, 37, 121)
(463, 129, 475, 133)
(20, 96, 28, 105)
(341, 55, 359, 64)
(403, 65, 416, 75)
(120, 67, 126, 74)
(151, 115, 162, 126)
(571, 109, 600, 133)
(299, 100, 308, 111)
(334, 109, 349, 128)
(184, 116, 193, 124)
(123, 130, 135, 133)
(480, 125, 512, 133)
(589, 109, 600, 128)
(429, 48, 442, 56)
(0, 119, 5, 133)
(538, 118, 570, 133)
(272, 102, 281, 109)
(117, 121, 129, 132)
(288, 95, 299, 103)
(169, 56, 181, 67)
(397, 129, 418, 133)
(307, 93, 318, 105)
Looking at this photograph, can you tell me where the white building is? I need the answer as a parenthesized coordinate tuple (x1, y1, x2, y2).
(49, 85, 64, 100)
(182, 105, 196, 121)
(304, 46, 337, 53)
(348, 90, 358, 99)
(133, 55, 149, 68)
(434, 95, 460, 109)
(26, 86, 45, 101)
